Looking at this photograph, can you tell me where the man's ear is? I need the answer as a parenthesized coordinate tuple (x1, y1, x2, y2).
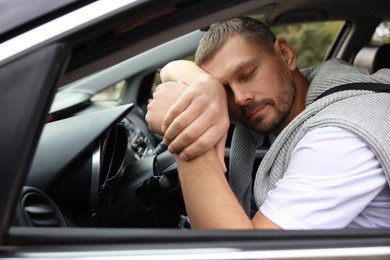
(274, 38, 296, 71)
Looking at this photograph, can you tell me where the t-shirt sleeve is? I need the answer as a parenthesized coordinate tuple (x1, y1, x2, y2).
(259, 126, 386, 229)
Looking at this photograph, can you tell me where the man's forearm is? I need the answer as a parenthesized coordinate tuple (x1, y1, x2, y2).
(160, 60, 212, 85)
(176, 148, 254, 229)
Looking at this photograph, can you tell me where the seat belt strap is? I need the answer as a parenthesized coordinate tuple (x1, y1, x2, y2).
(314, 82, 390, 102)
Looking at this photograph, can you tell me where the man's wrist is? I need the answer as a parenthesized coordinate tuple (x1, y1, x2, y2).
(175, 147, 225, 175)
(196, 74, 220, 86)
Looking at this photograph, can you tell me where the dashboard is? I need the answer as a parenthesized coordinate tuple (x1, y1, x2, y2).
(15, 104, 182, 228)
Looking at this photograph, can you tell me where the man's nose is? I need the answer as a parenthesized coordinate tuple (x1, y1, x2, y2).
(231, 84, 253, 106)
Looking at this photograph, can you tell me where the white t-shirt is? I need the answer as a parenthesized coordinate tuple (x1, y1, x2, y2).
(260, 126, 390, 229)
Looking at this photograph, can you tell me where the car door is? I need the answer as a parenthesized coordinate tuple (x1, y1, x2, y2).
(1, 0, 390, 259)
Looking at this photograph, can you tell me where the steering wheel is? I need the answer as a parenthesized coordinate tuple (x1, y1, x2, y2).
(95, 143, 186, 228)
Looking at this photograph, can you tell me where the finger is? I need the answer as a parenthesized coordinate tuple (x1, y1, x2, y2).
(145, 101, 158, 132)
(166, 100, 229, 154)
(167, 113, 208, 154)
(163, 99, 204, 145)
(164, 85, 222, 144)
(155, 84, 163, 91)
(162, 90, 192, 133)
(155, 81, 172, 91)
(147, 82, 183, 135)
(150, 82, 187, 133)
(177, 124, 227, 161)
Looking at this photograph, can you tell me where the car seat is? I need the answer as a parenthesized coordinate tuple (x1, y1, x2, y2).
(353, 43, 390, 73)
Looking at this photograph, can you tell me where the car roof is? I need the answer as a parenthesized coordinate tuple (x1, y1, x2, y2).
(263, 0, 390, 24)
(0, 0, 91, 41)
(2, 0, 389, 85)
(2, 0, 389, 42)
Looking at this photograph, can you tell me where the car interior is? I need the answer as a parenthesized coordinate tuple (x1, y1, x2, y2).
(353, 44, 390, 73)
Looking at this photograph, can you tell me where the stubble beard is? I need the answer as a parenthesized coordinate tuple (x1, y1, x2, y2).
(242, 70, 296, 135)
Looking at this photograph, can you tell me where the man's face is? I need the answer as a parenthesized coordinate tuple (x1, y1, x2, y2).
(201, 34, 297, 135)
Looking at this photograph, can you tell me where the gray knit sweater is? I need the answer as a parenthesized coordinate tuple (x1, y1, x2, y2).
(229, 59, 390, 215)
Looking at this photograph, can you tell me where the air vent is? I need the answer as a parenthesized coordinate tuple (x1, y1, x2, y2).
(17, 186, 66, 227)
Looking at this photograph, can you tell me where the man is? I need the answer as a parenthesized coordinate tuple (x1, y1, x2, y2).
(146, 17, 390, 229)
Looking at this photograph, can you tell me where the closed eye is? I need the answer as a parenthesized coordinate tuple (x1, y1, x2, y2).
(238, 68, 256, 82)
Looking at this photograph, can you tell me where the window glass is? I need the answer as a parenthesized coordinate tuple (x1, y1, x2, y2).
(371, 21, 390, 45)
(272, 21, 344, 68)
(91, 80, 126, 102)
(152, 21, 345, 92)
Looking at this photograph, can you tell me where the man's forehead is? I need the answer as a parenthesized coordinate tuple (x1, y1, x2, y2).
(200, 35, 266, 79)
(201, 59, 254, 89)
(202, 52, 257, 75)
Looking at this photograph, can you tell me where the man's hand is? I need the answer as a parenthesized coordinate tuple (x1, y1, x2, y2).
(145, 81, 187, 135)
(146, 60, 230, 171)
(162, 75, 230, 162)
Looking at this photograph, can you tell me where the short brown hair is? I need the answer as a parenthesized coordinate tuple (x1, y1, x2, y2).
(195, 17, 276, 65)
